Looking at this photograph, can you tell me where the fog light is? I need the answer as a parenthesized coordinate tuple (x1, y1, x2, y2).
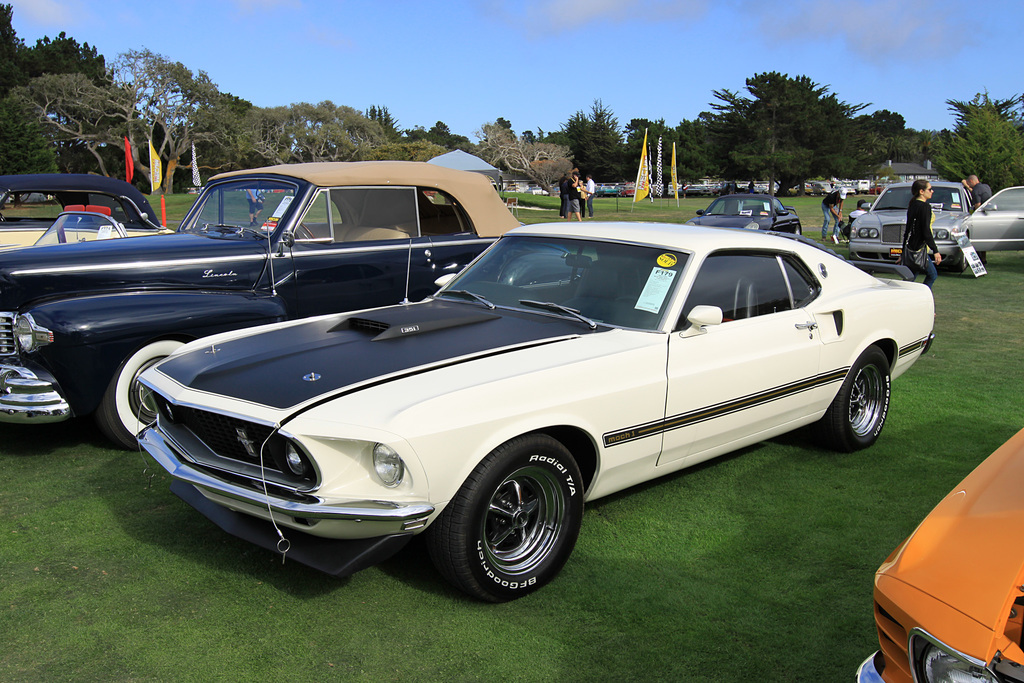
(284, 443, 307, 476)
(373, 443, 404, 487)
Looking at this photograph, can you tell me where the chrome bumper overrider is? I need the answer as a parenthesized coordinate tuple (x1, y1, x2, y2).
(138, 426, 435, 531)
(856, 652, 885, 683)
(0, 363, 71, 423)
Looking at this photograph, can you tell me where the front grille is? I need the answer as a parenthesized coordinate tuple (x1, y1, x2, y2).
(158, 401, 316, 488)
(0, 312, 15, 355)
(179, 406, 276, 464)
(882, 224, 906, 244)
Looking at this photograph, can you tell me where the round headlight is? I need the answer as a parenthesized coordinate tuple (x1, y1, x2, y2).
(934, 228, 949, 240)
(14, 316, 35, 352)
(284, 442, 307, 476)
(920, 643, 995, 682)
(372, 443, 404, 487)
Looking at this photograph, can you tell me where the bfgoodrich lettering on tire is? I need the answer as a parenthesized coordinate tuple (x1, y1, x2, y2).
(426, 434, 583, 602)
(816, 345, 891, 452)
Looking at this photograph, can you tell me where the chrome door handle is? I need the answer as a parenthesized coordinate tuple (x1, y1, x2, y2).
(795, 321, 817, 338)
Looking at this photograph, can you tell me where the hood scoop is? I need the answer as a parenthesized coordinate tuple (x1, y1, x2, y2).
(339, 300, 500, 341)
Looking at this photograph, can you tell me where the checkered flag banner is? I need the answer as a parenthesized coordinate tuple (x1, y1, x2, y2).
(654, 137, 663, 197)
(191, 142, 201, 187)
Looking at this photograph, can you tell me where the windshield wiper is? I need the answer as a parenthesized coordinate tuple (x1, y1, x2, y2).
(195, 223, 267, 238)
(519, 300, 597, 329)
(437, 289, 495, 309)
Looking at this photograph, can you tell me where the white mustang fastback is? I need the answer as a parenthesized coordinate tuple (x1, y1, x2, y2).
(139, 222, 934, 601)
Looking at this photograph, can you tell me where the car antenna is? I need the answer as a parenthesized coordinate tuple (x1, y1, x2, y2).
(401, 236, 413, 304)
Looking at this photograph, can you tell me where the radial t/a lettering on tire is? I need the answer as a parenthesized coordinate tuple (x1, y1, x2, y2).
(426, 434, 584, 602)
(816, 345, 891, 453)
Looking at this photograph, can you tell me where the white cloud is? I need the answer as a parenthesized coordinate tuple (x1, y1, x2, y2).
(10, 0, 88, 26)
(746, 0, 977, 63)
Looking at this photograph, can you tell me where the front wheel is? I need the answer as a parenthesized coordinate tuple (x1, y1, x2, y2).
(95, 339, 183, 450)
(426, 434, 583, 602)
(815, 346, 891, 452)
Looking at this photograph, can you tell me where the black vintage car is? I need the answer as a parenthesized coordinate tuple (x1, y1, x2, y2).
(686, 193, 802, 234)
(0, 174, 164, 249)
(0, 162, 519, 449)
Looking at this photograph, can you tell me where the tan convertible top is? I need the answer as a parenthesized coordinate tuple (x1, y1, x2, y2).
(212, 161, 520, 238)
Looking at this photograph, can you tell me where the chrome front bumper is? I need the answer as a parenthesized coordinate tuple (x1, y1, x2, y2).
(0, 363, 71, 423)
(138, 425, 435, 535)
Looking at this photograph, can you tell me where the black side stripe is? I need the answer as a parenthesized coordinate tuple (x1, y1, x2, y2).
(603, 367, 850, 448)
(898, 336, 930, 358)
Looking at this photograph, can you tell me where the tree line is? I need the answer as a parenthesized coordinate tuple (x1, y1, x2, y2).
(1, 5, 1022, 195)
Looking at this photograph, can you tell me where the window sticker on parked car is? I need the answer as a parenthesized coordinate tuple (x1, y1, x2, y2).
(636, 267, 677, 313)
(740, 210, 752, 216)
(657, 253, 678, 268)
(272, 195, 294, 217)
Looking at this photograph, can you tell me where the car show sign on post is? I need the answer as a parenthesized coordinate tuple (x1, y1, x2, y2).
(957, 234, 987, 277)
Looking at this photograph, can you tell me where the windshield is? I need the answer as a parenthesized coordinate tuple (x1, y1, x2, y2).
(34, 213, 124, 245)
(874, 186, 968, 213)
(703, 196, 773, 217)
(180, 179, 299, 235)
(439, 235, 688, 331)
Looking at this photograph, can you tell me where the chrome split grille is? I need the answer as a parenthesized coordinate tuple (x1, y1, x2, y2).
(0, 313, 15, 355)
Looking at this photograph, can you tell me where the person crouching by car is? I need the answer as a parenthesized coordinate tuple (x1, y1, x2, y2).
(843, 199, 870, 240)
(904, 179, 942, 288)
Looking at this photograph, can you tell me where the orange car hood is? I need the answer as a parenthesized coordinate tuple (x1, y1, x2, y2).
(881, 428, 1024, 634)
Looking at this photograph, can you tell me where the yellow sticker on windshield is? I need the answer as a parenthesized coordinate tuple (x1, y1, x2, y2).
(657, 253, 677, 268)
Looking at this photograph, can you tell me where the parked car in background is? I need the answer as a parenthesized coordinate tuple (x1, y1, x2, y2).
(0, 162, 519, 449)
(961, 185, 1024, 254)
(849, 181, 971, 270)
(683, 184, 716, 196)
(594, 183, 621, 197)
(139, 221, 933, 602)
(0, 174, 163, 249)
(686, 193, 802, 234)
(858, 427, 1024, 683)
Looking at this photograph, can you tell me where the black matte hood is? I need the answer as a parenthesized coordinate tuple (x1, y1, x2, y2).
(154, 299, 598, 411)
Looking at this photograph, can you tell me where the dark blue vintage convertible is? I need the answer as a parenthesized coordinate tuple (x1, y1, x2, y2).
(0, 162, 518, 448)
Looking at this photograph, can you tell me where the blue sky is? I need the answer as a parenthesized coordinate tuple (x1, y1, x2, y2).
(10, 0, 1022, 141)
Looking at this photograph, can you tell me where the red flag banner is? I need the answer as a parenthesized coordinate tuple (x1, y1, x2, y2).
(124, 137, 134, 184)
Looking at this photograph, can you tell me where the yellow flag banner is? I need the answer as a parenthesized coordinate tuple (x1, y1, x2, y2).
(670, 142, 678, 200)
(633, 129, 649, 203)
(149, 140, 162, 194)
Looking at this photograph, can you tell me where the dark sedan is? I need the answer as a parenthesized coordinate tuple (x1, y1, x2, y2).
(686, 194, 802, 234)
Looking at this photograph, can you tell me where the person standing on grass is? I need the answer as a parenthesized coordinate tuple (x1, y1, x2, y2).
(821, 184, 846, 242)
(566, 172, 583, 222)
(558, 173, 569, 219)
(905, 179, 942, 288)
(962, 174, 993, 263)
(585, 174, 596, 218)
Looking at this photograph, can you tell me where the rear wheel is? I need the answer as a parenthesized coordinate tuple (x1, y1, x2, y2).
(95, 339, 183, 450)
(815, 346, 890, 452)
(427, 434, 583, 602)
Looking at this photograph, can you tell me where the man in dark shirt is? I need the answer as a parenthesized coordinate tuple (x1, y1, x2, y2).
(965, 175, 992, 210)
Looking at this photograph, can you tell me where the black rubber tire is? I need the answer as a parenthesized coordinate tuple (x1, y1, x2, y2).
(426, 434, 583, 602)
(95, 339, 182, 450)
(815, 346, 891, 452)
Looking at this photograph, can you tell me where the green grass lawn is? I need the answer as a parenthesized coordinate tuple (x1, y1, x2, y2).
(2, 193, 1022, 681)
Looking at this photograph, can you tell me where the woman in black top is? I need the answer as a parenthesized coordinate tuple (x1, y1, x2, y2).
(905, 179, 942, 288)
